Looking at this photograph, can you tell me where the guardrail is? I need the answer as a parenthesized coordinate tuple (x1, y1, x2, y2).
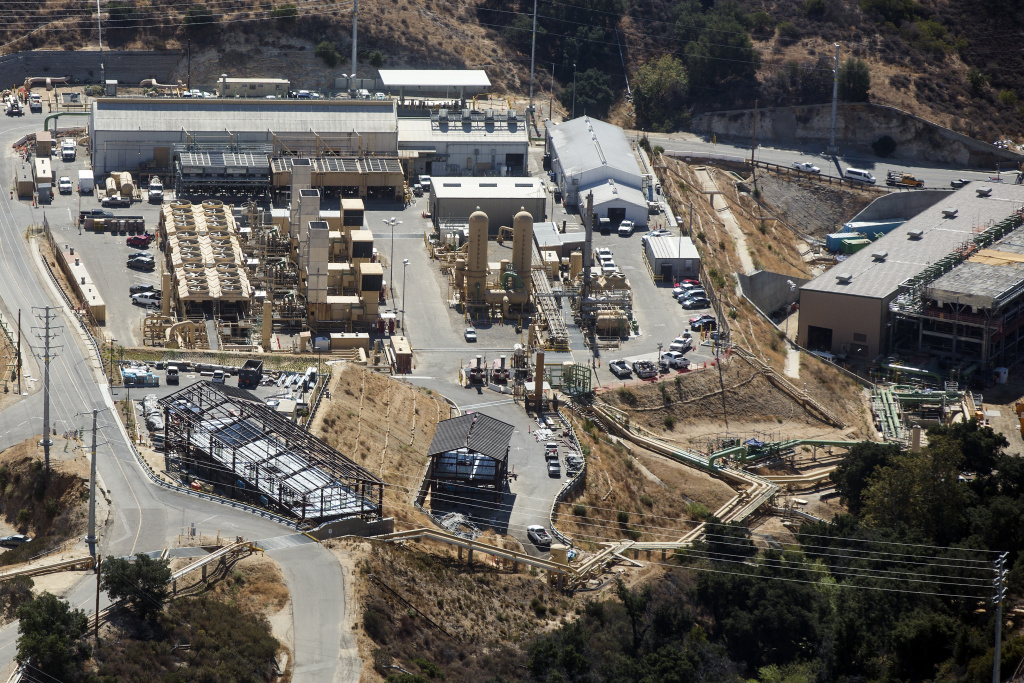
(0, 556, 94, 583)
(546, 408, 588, 548)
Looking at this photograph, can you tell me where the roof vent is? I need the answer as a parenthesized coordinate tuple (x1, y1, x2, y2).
(907, 228, 924, 239)
(871, 251, 888, 261)
(977, 187, 993, 197)
(941, 208, 959, 218)
(836, 273, 853, 284)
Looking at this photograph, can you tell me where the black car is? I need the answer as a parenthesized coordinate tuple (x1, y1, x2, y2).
(127, 259, 155, 272)
(129, 284, 158, 295)
(681, 296, 711, 310)
(79, 209, 115, 222)
(690, 315, 717, 331)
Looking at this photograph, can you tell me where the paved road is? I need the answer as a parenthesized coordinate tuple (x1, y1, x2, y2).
(640, 130, 1012, 190)
(0, 116, 355, 681)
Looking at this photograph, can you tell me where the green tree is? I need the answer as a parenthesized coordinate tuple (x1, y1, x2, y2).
(367, 50, 385, 68)
(16, 592, 90, 680)
(967, 68, 989, 96)
(859, 0, 918, 25)
(831, 442, 900, 515)
(632, 56, 689, 131)
(838, 57, 871, 101)
(106, 0, 139, 29)
(685, 16, 759, 90)
(559, 68, 615, 118)
(315, 40, 341, 68)
(100, 553, 172, 620)
(271, 2, 298, 23)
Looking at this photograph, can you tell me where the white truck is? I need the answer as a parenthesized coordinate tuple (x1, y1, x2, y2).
(78, 169, 94, 194)
(61, 139, 76, 161)
(147, 176, 163, 203)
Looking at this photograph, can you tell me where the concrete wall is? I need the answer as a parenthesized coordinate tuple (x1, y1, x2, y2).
(848, 189, 950, 223)
(738, 270, 809, 315)
(798, 289, 888, 358)
(308, 516, 395, 541)
(692, 103, 1024, 169)
(0, 50, 182, 90)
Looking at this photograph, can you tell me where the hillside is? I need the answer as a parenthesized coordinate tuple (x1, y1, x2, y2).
(5, 0, 1024, 141)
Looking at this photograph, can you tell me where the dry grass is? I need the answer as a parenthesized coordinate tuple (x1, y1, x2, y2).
(312, 365, 446, 527)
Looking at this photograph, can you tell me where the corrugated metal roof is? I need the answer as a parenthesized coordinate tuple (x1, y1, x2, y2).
(802, 184, 1024, 299)
(549, 116, 642, 181)
(647, 234, 701, 260)
(582, 178, 647, 209)
(427, 414, 514, 462)
(398, 117, 528, 146)
(379, 69, 491, 88)
(431, 177, 546, 200)
(91, 98, 398, 135)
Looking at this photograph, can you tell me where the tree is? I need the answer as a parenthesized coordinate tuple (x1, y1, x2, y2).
(831, 442, 900, 515)
(685, 16, 759, 90)
(632, 56, 689, 131)
(559, 68, 615, 118)
(182, 3, 215, 33)
(838, 57, 871, 101)
(315, 40, 341, 68)
(101, 553, 172, 620)
(16, 593, 90, 680)
(271, 3, 298, 23)
(616, 578, 653, 653)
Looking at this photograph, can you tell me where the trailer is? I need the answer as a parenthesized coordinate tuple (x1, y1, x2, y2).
(238, 359, 264, 388)
(78, 169, 94, 194)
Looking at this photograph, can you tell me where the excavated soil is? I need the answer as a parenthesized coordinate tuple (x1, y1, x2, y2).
(755, 173, 876, 239)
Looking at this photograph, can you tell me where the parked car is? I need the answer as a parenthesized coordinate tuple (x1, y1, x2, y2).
(57, 176, 73, 194)
(212, 370, 226, 384)
(80, 209, 114, 220)
(641, 229, 671, 244)
(661, 351, 690, 369)
(526, 525, 552, 548)
(617, 220, 636, 237)
(632, 360, 658, 379)
(843, 167, 876, 184)
(792, 161, 821, 174)
(677, 288, 706, 301)
(131, 293, 160, 308)
(681, 296, 711, 309)
(126, 233, 153, 248)
(669, 336, 693, 353)
(127, 259, 155, 272)
(0, 534, 31, 548)
(690, 314, 717, 330)
(165, 366, 179, 384)
(129, 283, 159, 295)
(128, 251, 154, 261)
(465, 327, 477, 342)
(609, 359, 632, 378)
(101, 194, 131, 207)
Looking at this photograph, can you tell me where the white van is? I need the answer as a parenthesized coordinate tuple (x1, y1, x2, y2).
(844, 168, 876, 184)
(357, 89, 371, 100)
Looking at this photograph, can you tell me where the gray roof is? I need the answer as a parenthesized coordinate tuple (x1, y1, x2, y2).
(427, 414, 514, 462)
(397, 117, 528, 147)
(927, 221, 1024, 308)
(430, 177, 545, 200)
(647, 234, 701, 260)
(549, 116, 642, 182)
(802, 183, 1024, 300)
(379, 69, 491, 88)
(91, 97, 398, 134)
(582, 178, 648, 209)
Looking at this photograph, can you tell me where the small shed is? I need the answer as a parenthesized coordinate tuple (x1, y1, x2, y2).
(643, 234, 700, 282)
(35, 131, 52, 157)
(16, 163, 34, 198)
(389, 335, 412, 375)
(426, 414, 514, 502)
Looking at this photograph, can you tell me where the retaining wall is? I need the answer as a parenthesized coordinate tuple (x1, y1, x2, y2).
(309, 516, 395, 541)
(847, 188, 951, 223)
(0, 50, 183, 89)
(692, 103, 1024, 169)
(737, 271, 809, 317)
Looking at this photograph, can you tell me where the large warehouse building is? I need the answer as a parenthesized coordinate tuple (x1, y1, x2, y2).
(547, 116, 650, 226)
(88, 98, 399, 175)
(398, 110, 529, 178)
(799, 183, 1024, 367)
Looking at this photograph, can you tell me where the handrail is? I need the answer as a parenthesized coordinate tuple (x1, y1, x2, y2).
(377, 527, 571, 574)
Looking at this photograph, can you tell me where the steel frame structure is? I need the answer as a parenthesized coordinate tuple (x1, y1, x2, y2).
(158, 382, 383, 525)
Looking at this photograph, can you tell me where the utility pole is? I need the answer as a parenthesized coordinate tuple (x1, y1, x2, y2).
(186, 39, 191, 92)
(571, 63, 577, 120)
(549, 63, 554, 121)
(96, 0, 104, 86)
(87, 409, 98, 555)
(15, 309, 20, 396)
(994, 552, 1008, 683)
(351, 0, 359, 88)
(528, 0, 538, 128)
(582, 192, 594, 303)
(33, 306, 60, 473)
(828, 43, 839, 157)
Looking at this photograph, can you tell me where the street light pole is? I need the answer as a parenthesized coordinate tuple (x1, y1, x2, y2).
(382, 218, 401, 305)
(87, 408, 98, 556)
(571, 63, 577, 120)
(528, 0, 538, 126)
(402, 259, 409, 330)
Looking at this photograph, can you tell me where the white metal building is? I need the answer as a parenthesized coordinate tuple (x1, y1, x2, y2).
(429, 178, 546, 234)
(644, 234, 701, 282)
(398, 113, 529, 177)
(89, 98, 399, 175)
(547, 116, 649, 224)
(378, 69, 491, 101)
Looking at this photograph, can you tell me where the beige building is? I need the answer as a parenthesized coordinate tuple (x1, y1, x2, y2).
(218, 76, 290, 98)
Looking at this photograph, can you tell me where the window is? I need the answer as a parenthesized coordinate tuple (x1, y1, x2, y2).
(249, 84, 256, 90)
(853, 333, 867, 342)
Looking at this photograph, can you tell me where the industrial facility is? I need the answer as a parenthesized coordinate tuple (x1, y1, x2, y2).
(378, 69, 491, 102)
(429, 178, 546, 234)
(398, 109, 529, 178)
(425, 413, 514, 504)
(546, 116, 652, 225)
(158, 382, 384, 524)
(799, 183, 1024, 369)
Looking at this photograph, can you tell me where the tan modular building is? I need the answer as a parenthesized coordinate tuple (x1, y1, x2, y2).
(799, 183, 1024, 364)
(217, 76, 290, 98)
(429, 177, 546, 235)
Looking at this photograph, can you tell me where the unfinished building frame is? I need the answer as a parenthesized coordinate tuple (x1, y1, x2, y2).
(426, 414, 514, 504)
(158, 382, 384, 524)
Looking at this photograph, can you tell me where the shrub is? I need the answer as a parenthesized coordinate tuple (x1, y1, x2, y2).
(803, 0, 826, 17)
(872, 135, 898, 157)
(530, 597, 547, 617)
(967, 68, 989, 96)
(271, 3, 298, 22)
(999, 89, 1018, 107)
(617, 510, 630, 524)
(687, 501, 711, 519)
(663, 415, 676, 430)
(367, 50, 385, 67)
(315, 40, 341, 67)
(777, 21, 801, 46)
(838, 57, 871, 101)
(363, 606, 390, 642)
(748, 10, 775, 39)
(696, 230, 707, 243)
(573, 504, 587, 517)
(616, 388, 638, 406)
(640, 493, 654, 507)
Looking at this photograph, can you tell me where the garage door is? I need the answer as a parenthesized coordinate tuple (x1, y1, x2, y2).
(607, 207, 626, 224)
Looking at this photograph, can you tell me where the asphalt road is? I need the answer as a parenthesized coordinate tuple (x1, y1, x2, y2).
(0, 114, 353, 681)
(641, 130, 1013, 190)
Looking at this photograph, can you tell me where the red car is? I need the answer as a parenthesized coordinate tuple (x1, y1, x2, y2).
(126, 233, 153, 248)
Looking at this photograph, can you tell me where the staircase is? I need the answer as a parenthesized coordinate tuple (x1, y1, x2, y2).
(731, 346, 846, 428)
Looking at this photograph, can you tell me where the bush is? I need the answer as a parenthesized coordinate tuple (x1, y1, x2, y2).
(271, 3, 298, 22)
(573, 504, 587, 517)
(617, 510, 630, 524)
(640, 494, 654, 507)
(803, 0, 826, 17)
(367, 50, 385, 68)
(616, 388, 638, 406)
(872, 135, 898, 157)
(687, 501, 711, 519)
(839, 57, 871, 101)
(363, 606, 391, 642)
(663, 415, 676, 430)
(315, 40, 341, 67)
(999, 89, 1019, 107)
(777, 21, 801, 46)
(967, 68, 989, 96)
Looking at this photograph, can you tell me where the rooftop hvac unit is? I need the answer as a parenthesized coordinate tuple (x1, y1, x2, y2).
(438, 109, 448, 121)
(941, 208, 959, 218)
(509, 109, 518, 121)
(977, 187, 993, 197)
(871, 251, 888, 261)
(835, 273, 853, 283)
(485, 109, 494, 120)
(907, 228, 924, 239)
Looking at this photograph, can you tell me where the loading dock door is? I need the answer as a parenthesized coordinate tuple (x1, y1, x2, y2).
(607, 207, 626, 224)
(660, 263, 673, 281)
(807, 325, 833, 353)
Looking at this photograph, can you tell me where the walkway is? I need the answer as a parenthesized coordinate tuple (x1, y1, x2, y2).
(784, 347, 800, 379)
(695, 167, 755, 275)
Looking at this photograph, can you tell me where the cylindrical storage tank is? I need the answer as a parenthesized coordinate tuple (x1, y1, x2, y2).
(499, 259, 510, 277)
(118, 172, 135, 198)
(104, 176, 118, 196)
(454, 258, 466, 288)
(465, 210, 488, 300)
(570, 251, 583, 280)
(511, 208, 534, 293)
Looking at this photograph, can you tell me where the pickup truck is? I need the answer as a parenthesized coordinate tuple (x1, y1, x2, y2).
(886, 171, 924, 188)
